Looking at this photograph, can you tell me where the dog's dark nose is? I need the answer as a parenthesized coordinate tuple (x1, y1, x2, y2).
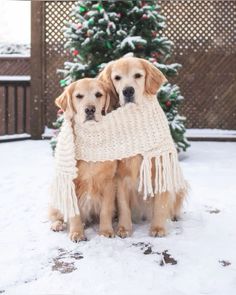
(123, 87, 135, 99)
(85, 105, 96, 116)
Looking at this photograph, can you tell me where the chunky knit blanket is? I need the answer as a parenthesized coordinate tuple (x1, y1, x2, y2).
(50, 97, 187, 221)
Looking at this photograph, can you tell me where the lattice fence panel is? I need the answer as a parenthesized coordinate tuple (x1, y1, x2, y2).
(0, 57, 30, 76)
(44, 1, 75, 125)
(159, 0, 236, 129)
(43, 0, 236, 130)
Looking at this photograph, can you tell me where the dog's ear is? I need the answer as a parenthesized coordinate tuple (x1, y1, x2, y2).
(98, 80, 111, 114)
(55, 89, 69, 111)
(141, 59, 167, 96)
(55, 83, 76, 117)
(97, 62, 119, 108)
(104, 92, 111, 114)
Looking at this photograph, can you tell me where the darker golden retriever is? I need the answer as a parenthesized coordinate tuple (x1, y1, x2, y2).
(98, 57, 187, 238)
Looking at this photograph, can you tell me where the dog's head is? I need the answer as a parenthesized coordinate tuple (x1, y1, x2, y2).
(98, 57, 167, 106)
(55, 78, 110, 124)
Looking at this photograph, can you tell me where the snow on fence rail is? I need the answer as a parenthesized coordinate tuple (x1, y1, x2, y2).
(0, 76, 31, 138)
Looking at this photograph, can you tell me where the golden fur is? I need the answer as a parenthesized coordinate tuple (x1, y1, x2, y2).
(98, 57, 187, 238)
(49, 78, 117, 242)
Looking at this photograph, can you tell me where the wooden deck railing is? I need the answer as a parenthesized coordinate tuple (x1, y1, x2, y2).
(0, 76, 31, 139)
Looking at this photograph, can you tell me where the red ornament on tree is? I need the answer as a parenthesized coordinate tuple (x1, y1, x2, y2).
(151, 52, 159, 58)
(117, 13, 121, 18)
(165, 101, 171, 107)
(72, 49, 79, 56)
(142, 14, 148, 20)
(152, 31, 157, 37)
(77, 23, 82, 29)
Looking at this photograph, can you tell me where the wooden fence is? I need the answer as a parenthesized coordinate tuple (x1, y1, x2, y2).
(0, 55, 31, 140)
(0, 0, 229, 140)
(0, 56, 30, 76)
(0, 76, 31, 137)
(30, 0, 236, 139)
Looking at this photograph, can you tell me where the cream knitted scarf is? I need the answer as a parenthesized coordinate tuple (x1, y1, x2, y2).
(50, 97, 187, 221)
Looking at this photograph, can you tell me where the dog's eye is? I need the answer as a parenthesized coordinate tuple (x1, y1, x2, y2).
(114, 75, 121, 81)
(134, 73, 142, 79)
(76, 93, 84, 99)
(95, 92, 103, 98)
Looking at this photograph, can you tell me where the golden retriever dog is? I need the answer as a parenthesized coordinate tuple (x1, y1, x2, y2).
(49, 78, 117, 242)
(98, 57, 187, 238)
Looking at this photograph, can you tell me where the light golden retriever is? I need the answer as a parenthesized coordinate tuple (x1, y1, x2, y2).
(98, 57, 187, 238)
(49, 78, 117, 242)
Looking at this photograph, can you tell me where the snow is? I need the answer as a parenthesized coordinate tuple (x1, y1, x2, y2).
(0, 133, 30, 141)
(0, 140, 236, 294)
(0, 76, 30, 82)
(0, 1, 30, 45)
(119, 36, 147, 50)
(187, 128, 236, 139)
(42, 127, 56, 139)
(0, 44, 30, 57)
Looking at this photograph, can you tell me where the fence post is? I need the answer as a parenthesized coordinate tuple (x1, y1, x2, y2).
(30, 1, 45, 139)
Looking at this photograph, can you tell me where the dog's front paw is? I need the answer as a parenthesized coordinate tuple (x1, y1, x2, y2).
(117, 226, 131, 239)
(69, 231, 86, 243)
(149, 226, 167, 237)
(51, 220, 64, 232)
(99, 229, 115, 238)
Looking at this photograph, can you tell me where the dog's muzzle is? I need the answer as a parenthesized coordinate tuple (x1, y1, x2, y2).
(123, 86, 135, 103)
(85, 105, 96, 120)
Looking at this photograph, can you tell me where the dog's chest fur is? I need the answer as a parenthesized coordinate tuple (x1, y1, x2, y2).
(117, 155, 142, 184)
(74, 160, 117, 221)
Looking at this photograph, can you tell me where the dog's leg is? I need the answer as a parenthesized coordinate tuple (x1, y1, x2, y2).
(117, 180, 132, 238)
(48, 206, 65, 232)
(171, 190, 186, 221)
(69, 215, 86, 242)
(150, 191, 171, 237)
(99, 182, 115, 238)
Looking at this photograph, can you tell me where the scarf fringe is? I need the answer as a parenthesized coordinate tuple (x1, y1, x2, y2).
(138, 151, 187, 199)
(50, 173, 80, 222)
(50, 118, 80, 222)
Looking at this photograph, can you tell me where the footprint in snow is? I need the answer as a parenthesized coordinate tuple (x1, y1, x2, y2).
(219, 260, 231, 267)
(132, 242, 177, 266)
(51, 248, 83, 274)
(205, 206, 220, 214)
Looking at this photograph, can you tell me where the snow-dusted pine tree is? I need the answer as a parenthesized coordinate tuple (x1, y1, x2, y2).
(51, 0, 190, 152)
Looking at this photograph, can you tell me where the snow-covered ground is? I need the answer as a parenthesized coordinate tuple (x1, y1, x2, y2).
(0, 140, 236, 295)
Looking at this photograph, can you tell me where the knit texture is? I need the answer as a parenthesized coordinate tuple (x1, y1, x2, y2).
(50, 97, 187, 220)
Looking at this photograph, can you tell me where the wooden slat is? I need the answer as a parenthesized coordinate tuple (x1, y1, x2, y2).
(25, 85, 31, 134)
(0, 86, 6, 135)
(4, 85, 8, 134)
(17, 86, 24, 134)
(7, 86, 15, 135)
(14, 85, 18, 133)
